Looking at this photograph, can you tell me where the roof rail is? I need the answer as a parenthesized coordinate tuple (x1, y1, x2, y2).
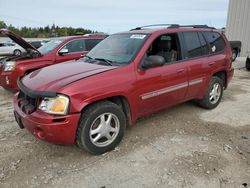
(130, 24, 178, 31)
(170, 25, 215, 29)
(83, 33, 108, 36)
(130, 24, 215, 30)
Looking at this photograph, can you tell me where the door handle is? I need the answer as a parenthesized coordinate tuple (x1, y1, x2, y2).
(209, 62, 215, 66)
(177, 69, 185, 73)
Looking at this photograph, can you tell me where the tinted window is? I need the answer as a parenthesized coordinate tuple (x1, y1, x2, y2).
(85, 39, 102, 51)
(203, 32, 225, 53)
(0, 43, 4, 47)
(198, 32, 209, 55)
(61, 39, 86, 53)
(183, 32, 203, 58)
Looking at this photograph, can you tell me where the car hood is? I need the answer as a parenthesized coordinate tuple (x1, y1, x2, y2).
(21, 60, 117, 92)
(0, 29, 41, 56)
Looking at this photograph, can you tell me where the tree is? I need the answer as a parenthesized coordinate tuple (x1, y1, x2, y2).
(0, 20, 7, 29)
(0, 20, 104, 38)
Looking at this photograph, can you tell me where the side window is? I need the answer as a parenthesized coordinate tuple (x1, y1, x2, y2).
(198, 32, 209, 55)
(61, 39, 86, 53)
(183, 32, 203, 58)
(85, 39, 102, 51)
(203, 32, 225, 53)
(0, 43, 4, 47)
(146, 33, 181, 63)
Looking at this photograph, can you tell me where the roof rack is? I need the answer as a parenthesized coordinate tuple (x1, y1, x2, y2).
(169, 24, 215, 29)
(83, 33, 108, 36)
(130, 24, 178, 31)
(130, 24, 215, 30)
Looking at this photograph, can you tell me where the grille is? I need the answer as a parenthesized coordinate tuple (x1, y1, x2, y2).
(18, 90, 38, 114)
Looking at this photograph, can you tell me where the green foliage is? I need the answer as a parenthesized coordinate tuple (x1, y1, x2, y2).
(0, 20, 100, 38)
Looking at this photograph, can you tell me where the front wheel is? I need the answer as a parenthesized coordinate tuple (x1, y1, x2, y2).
(198, 77, 224, 109)
(76, 101, 126, 155)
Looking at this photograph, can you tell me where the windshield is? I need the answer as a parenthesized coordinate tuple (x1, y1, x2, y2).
(86, 34, 148, 65)
(38, 38, 64, 55)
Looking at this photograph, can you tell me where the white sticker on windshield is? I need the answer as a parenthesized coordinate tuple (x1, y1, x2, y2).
(130, 34, 146, 39)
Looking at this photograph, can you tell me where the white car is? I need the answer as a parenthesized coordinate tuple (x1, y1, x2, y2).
(0, 42, 25, 56)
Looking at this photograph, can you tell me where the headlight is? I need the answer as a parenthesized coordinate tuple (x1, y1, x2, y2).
(4, 61, 16, 71)
(38, 95, 69, 115)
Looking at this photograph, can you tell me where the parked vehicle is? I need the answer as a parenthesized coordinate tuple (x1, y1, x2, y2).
(13, 25, 234, 155)
(0, 29, 107, 91)
(28, 40, 48, 49)
(0, 41, 25, 56)
(229, 41, 241, 61)
(246, 53, 250, 71)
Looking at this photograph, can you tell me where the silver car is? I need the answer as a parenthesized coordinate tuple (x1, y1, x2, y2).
(0, 42, 25, 56)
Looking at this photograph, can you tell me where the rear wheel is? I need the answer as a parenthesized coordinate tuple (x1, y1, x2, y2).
(198, 77, 223, 109)
(76, 101, 126, 155)
(13, 49, 22, 56)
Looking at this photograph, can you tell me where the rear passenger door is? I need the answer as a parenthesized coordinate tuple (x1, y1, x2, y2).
(202, 31, 228, 74)
(181, 31, 211, 99)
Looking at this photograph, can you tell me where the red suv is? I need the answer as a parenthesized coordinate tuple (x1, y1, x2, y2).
(0, 29, 107, 91)
(13, 25, 234, 155)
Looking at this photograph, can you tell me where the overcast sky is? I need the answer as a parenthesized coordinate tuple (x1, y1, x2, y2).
(0, 0, 229, 34)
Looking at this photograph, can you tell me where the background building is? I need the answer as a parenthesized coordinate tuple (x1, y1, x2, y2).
(226, 0, 250, 57)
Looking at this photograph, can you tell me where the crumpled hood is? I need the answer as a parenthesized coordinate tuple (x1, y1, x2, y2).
(0, 29, 41, 56)
(22, 60, 117, 92)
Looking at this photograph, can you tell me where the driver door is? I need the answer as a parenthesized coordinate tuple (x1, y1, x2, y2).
(135, 33, 188, 117)
(55, 39, 88, 63)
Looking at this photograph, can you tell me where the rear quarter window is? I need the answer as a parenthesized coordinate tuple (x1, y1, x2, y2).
(203, 32, 225, 53)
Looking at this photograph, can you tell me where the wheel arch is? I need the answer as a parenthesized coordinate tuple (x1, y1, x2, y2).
(212, 70, 227, 88)
(79, 95, 133, 126)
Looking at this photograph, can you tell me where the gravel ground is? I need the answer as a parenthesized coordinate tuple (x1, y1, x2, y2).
(0, 59, 249, 188)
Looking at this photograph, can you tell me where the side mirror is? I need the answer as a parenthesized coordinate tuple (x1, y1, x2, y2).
(141, 55, 165, 69)
(58, 48, 69, 56)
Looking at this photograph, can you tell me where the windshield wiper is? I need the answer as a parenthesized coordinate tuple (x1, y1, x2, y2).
(81, 55, 93, 59)
(94, 58, 113, 66)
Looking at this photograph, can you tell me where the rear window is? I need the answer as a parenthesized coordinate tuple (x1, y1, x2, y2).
(203, 32, 225, 53)
(183, 32, 203, 58)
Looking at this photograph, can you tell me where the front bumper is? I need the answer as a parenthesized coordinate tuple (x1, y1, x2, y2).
(13, 95, 81, 145)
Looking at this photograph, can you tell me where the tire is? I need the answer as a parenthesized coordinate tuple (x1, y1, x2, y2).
(13, 49, 22, 56)
(246, 57, 250, 71)
(232, 49, 237, 61)
(198, 76, 224, 109)
(76, 101, 126, 155)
